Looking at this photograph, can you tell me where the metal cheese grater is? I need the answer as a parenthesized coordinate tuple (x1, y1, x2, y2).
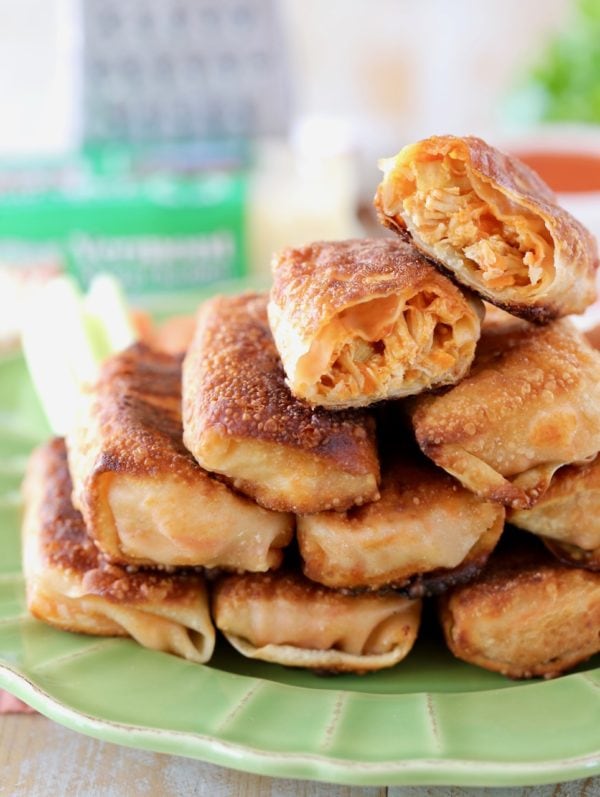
(81, 0, 291, 143)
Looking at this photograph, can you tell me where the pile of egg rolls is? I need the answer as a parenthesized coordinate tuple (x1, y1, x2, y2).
(23, 135, 600, 679)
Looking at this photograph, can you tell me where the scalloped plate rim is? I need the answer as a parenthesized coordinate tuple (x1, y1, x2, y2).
(2, 336, 600, 788)
(1, 661, 599, 787)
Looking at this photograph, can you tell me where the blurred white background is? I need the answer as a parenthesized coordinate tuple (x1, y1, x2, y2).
(0, 0, 572, 159)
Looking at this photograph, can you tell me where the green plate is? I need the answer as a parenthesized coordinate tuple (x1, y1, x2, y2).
(0, 351, 599, 787)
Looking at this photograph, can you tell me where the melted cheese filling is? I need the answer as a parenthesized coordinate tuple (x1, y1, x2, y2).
(385, 149, 554, 295)
(296, 288, 477, 404)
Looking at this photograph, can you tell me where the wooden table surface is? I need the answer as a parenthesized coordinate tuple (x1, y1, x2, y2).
(1, 715, 598, 797)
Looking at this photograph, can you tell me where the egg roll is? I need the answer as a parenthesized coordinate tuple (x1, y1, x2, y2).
(439, 536, 600, 678)
(67, 343, 293, 568)
(267, 238, 483, 409)
(22, 438, 216, 664)
(375, 135, 598, 322)
(509, 457, 600, 570)
(182, 293, 380, 513)
(410, 317, 600, 509)
(298, 449, 504, 595)
(212, 570, 421, 674)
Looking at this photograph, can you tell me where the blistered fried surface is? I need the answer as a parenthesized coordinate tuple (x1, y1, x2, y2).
(509, 455, 600, 565)
(25, 440, 205, 603)
(269, 239, 482, 408)
(439, 538, 600, 678)
(21, 439, 216, 663)
(410, 319, 600, 509)
(67, 343, 293, 568)
(213, 569, 421, 673)
(376, 135, 598, 321)
(182, 293, 380, 512)
(298, 449, 504, 593)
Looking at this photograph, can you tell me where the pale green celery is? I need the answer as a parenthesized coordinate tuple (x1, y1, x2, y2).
(83, 274, 136, 357)
(22, 274, 137, 436)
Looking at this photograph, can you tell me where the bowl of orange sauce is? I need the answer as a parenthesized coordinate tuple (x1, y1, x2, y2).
(502, 127, 600, 237)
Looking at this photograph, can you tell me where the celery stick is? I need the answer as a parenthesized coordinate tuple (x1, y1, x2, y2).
(21, 278, 95, 436)
(84, 274, 137, 357)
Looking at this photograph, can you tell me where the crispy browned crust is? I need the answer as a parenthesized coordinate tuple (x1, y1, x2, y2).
(182, 293, 380, 506)
(439, 537, 600, 678)
(214, 569, 345, 607)
(410, 318, 600, 509)
(76, 343, 199, 481)
(299, 450, 504, 595)
(375, 135, 598, 322)
(508, 454, 600, 567)
(24, 438, 205, 605)
(68, 342, 292, 565)
(270, 238, 479, 340)
(212, 569, 421, 674)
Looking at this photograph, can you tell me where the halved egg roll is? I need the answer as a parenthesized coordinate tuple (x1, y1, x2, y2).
(212, 570, 421, 673)
(410, 317, 600, 509)
(298, 449, 504, 595)
(267, 238, 483, 409)
(439, 536, 600, 678)
(375, 135, 598, 321)
(67, 343, 293, 568)
(509, 457, 600, 570)
(182, 293, 380, 513)
(22, 438, 215, 664)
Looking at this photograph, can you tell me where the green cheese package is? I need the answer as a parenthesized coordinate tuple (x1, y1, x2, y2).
(0, 147, 249, 307)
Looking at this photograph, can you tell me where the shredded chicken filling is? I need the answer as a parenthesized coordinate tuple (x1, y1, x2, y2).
(399, 154, 554, 293)
(306, 290, 473, 401)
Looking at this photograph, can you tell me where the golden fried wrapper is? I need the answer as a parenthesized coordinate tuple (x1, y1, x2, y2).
(67, 343, 293, 568)
(183, 293, 380, 513)
(376, 135, 598, 321)
(269, 238, 483, 409)
(298, 449, 504, 595)
(439, 537, 600, 678)
(22, 438, 215, 663)
(212, 570, 421, 674)
(410, 318, 600, 509)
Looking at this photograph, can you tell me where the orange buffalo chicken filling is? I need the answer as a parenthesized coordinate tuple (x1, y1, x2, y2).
(296, 288, 476, 404)
(383, 150, 554, 294)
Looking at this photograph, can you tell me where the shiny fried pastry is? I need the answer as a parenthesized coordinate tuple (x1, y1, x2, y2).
(439, 537, 600, 678)
(212, 570, 421, 673)
(22, 439, 215, 664)
(67, 343, 293, 568)
(182, 293, 380, 513)
(510, 457, 600, 570)
(410, 318, 600, 509)
(298, 449, 504, 596)
(268, 238, 483, 409)
(375, 135, 598, 321)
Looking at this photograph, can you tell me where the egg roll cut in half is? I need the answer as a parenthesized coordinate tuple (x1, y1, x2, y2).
(298, 449, 504, 596)
(212, 570, 421, 674)
(67, 343, 293, 568)
(182, 293, 380, 513)
(410, 317, 600, 510)
(375, 135, 598, 322)
(509, 456, 600, 570)
(439, 536, 600, 678)
(22, 438, 216, 663)
(268, 238, 483, 410)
